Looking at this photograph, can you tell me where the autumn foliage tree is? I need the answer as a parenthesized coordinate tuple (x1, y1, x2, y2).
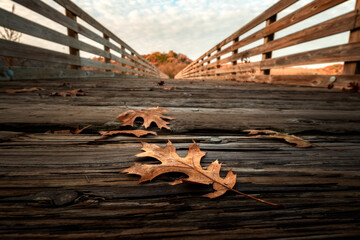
(143, 51, 192, 78)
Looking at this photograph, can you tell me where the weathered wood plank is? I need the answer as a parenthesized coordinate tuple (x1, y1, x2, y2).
(261, 42, 360, 69)
(0, 39, 153, 76)
(192, 0, 298, 63)
(184, 0, 349, 73)
(177, 0, 360, 83)
(54, 0, 135, 54)
(53, 0, 156, 71)
(12, 0, 158, 75)
(0, 66, 151, 80)
(0, 9, 107, 64)
(65, 8, 80, 71)
(192, 42, 360, 78)
(235, 74, 360, 88)
(0, 77, 359, 133)
(343, 0, 360, 74)
(235, 11, 357, 64)
(0, 104, 358, 132)
(0, 77, 359, 239)
(103, 33, 111, 72)
(185, 11, 358, 76)
(0, 132, 359, 239)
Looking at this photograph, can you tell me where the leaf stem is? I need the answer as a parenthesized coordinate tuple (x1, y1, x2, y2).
(229, 188, 284, 208)
(312, 143, 344, 152)
(179, 156, 282, 207)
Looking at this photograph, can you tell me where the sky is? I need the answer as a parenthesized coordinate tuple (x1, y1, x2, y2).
(70, 0, 281, 59)
(0, 0, 356, 64)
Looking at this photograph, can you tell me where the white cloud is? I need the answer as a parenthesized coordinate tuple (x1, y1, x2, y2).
(72, 0, 279, 59)
(0, 0, 356, 63)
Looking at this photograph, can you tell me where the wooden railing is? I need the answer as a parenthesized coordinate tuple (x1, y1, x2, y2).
(175, 0, 360, 87)
(0, 0, 164, 80)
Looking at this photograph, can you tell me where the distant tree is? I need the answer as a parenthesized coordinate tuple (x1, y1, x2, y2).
(0, 4, 23, 68)
(0, 5, 22, 42)
(143, 51, 192, 78)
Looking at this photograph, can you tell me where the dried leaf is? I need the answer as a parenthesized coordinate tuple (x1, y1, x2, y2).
(163, 86, 176, 91)
(72, 125, 91, 134)
(58, 82, 72, 88)
(123, 141, 281, 206)
(99, 130, 157, 138)
(245, 130, 312, 148)
(51, 89, 85, 97)
(47, 125, 91, 135)
(6, 87, 45, 94)
(116, 107, 175, 130)
(123, 141, 235, 198)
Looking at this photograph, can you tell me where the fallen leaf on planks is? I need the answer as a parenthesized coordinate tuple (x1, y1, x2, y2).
(116, 107, 175, 130)
(46, 125, 91, 135)
(244, 130, 312, 148)
(163, 86, 176, 91)
(6, 87, 45, 94)
(58, 82, 72, 89)
(99, 130, 157, 138)
(123, 141, 281, 207)
(51, 89, 85, 97)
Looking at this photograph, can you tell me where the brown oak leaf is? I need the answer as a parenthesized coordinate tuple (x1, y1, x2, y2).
(46, 125, 91, 135)
(116, 107, 175, 130)
(6, 87, 45, 94)
(99, 130, 157, 138)
(244, 130, 312, 148)
(123, 141, 281, 206)
(51, 89, 85, 97)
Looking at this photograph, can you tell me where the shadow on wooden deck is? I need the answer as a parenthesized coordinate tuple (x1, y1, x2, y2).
(0, 77, 359, 239)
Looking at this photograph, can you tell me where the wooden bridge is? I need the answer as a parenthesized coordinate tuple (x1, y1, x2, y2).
(0, 0, 360, 239)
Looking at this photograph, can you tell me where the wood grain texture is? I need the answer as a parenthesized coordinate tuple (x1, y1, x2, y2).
(0, 77, 359, 239)
(0, 66, 147, 80)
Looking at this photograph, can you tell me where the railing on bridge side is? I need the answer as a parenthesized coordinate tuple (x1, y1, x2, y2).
(0, 0, 164, 80)
(175, 0, 360, 87)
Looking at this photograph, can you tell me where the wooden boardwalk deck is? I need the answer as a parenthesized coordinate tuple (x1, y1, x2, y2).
(0, 77, 359, 239)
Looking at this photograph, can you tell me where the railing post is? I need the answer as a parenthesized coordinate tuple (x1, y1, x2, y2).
(199, 57, 204, 78)
(131, 52, 136, 76)
(232, 37, 239, 77)
(216, 47, 221, 77)
(103, 34, 111, 72)
(343, 0, 360, 75)
(65, 9, 80, 70)
(262, 14, 277, 75)
(207, 54, 211, 77)
(120, 46, 126, 74)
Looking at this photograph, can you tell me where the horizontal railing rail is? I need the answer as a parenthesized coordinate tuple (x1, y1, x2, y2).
(0, 0, 164, 80)
(175, 0, 360, 87)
